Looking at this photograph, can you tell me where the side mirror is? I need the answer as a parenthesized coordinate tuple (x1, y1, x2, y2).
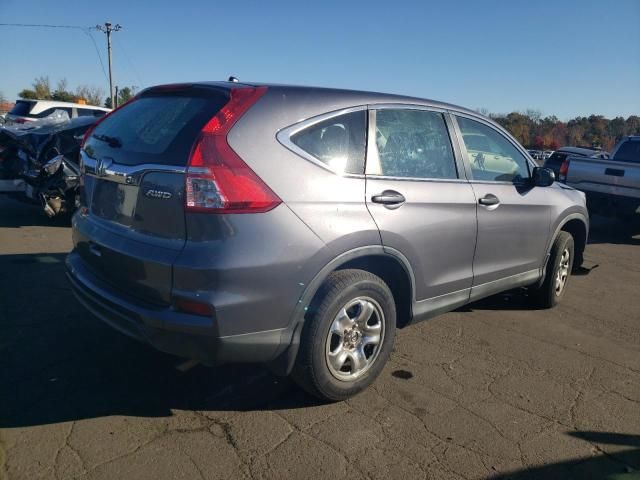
(532, 167, 555, 187)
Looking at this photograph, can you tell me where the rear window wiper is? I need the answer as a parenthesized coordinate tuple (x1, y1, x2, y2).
(93, 134, 122, 148)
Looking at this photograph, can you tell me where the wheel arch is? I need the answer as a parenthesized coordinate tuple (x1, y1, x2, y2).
(545, 213, 588, 275)
(270, 246, 416, 376)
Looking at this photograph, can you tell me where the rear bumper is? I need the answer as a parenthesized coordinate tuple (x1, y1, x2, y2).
(66, 251, 287, 365)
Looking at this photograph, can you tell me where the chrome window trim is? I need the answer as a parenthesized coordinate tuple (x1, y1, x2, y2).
(276, 106, 368, 175)
(81, 152, 202, 186)
(367, 103, 448, 113)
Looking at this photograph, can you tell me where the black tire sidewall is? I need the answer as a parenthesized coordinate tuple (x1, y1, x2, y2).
(542, 232, 574, 307)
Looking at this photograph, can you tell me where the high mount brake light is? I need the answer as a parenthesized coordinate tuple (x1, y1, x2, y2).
(185, 86, 281, 214)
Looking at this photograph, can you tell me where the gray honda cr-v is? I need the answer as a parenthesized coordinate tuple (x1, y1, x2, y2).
(67, 81, 588, 400)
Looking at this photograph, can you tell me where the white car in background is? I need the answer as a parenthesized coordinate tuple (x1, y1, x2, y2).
(4, 100, 110, 125)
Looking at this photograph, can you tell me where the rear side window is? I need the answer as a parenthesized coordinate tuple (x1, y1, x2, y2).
(9, 101, 34, 116)
(78, 108, 103, 117)
(456, 116, 530, 182)
(35, 107, 72, 118)
(369, 109, 457, 179)
(85, 90, 229, 166)
(290, 111, 366, 174)
(614, 140, 640, 163)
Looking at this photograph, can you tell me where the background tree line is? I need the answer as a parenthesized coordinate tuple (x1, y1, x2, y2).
(12, 77, 639, 152)
(18, 76, 137, 109)
(483, 108, 640, 152)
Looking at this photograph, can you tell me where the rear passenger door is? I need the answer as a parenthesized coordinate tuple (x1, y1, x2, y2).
(365, 106, 477, 312)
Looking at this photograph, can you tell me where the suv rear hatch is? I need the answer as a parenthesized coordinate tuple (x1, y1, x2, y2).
(77, 84, 231, 305)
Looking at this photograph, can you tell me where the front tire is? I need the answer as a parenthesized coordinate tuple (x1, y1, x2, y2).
(292, 269, 396, 401)
(532, 231, 574, 308)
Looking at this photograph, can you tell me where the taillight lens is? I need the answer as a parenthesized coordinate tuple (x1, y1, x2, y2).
(185, 86, 281, 214)
(558, 159, 570, 182)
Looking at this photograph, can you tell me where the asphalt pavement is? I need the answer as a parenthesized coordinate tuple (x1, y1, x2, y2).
(1, 195, 639, 480)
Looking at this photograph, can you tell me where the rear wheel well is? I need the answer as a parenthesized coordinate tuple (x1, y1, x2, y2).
(335, 255, 412, 328)
(560, 219, 587, 267)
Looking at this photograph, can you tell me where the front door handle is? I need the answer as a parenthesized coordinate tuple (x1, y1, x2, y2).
(478, 194, 500, 206)
(371, 190, 406, 206)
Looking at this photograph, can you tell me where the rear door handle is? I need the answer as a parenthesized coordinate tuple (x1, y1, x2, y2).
(478, 194, 500, 206)
(371, 190, 406, 207)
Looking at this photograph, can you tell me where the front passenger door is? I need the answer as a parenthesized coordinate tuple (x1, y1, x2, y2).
(453, 115, 552, 297)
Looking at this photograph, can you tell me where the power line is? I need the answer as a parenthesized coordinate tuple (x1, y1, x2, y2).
(84, 30, 109, 81)
(0, 22, 109, 83)
(114, 36, 143, 87)
(0, 22, 85, 29)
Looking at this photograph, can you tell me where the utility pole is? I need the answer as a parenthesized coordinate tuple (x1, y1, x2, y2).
(96, 22, 121, 108)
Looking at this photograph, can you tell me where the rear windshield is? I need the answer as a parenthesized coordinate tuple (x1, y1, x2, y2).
(9, 101, 34, 116)
(613, 140, 640, 163)
(85, 88, 229, 166)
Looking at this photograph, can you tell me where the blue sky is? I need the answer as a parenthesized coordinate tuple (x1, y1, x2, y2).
(1, 0, 638, 119)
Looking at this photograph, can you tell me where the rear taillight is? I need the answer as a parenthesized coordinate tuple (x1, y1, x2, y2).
(185, 86, 281, 214)
(14, 118, 27, 124)
(559, 159, 570, 182)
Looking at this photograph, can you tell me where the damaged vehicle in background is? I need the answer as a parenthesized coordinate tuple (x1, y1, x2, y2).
(0, 110, 99, 218)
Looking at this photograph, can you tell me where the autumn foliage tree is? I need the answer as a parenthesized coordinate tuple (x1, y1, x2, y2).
(487, 110, 640, 151)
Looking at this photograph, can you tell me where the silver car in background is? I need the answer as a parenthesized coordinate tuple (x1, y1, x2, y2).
(66, 81, 588, 401)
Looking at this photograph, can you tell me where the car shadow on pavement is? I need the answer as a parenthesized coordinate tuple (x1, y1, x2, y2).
(0, 196, 71, 228)
(588, 214, 640, 246)
(491, 432, 640, 479)
(0, 252, 322, 431)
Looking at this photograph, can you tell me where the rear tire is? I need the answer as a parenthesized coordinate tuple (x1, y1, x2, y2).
(291, 269, 396, 402)
(531, 231, 574, 309)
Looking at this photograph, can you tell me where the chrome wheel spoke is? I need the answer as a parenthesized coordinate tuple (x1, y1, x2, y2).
(362, 333, 381, 346)
(327, 346, 349, 372)
(354, 300, 375, 327)
(331, 308, 354, 336)
(361, 319, 381, 335)
(347, 347, 367, 373)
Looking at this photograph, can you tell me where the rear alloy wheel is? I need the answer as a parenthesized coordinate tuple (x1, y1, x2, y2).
(531, 231, 574, 308)
(292, 269, 396, 401)
(325, 296, 385, 381)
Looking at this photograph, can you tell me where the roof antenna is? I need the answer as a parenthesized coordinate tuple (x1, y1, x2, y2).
(228, 76, 239, 83)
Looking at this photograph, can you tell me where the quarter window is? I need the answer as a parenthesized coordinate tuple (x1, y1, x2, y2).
(290, 110, 366, 174)
(369, 109, 457, 179)
(456, 116, 530, 182)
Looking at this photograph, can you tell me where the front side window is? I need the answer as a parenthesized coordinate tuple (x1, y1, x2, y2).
(290, 110, 366, 174)
(369, 109, 457, 179)
(456, 116, 530, 182)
